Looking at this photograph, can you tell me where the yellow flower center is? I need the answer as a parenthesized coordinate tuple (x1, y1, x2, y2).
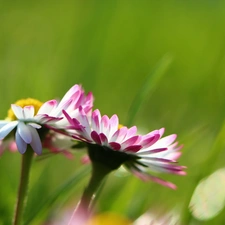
(6, 98, 43, 121)
(118, 124, 124, 129)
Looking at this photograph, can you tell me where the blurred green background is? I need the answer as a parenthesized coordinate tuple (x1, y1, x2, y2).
(1, 1, 225, 224)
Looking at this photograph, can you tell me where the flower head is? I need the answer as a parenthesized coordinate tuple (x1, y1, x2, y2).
(0, 100, 60, 155)
(63, 108, 186, 189)
(37, 84, 93, 128)
(0, 84, 94, 155)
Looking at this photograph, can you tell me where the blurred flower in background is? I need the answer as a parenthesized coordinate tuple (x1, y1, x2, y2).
(133, 210, 178, 225)
(87, 212, 131, 225)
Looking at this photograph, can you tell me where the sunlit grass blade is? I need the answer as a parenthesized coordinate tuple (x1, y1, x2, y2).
(24, 165, 91, 225)
(126, 53, 173, 127)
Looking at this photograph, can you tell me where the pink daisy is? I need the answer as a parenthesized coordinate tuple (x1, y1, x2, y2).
(63, 108, 186, 189)
(36, 84, 94, 128)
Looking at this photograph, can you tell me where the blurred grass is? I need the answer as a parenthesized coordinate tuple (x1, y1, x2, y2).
(126, 53, 173, 126)
(1, 0, 225, 224)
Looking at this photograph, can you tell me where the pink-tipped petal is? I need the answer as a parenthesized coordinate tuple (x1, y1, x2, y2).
(124, 145, 142, 152)
(138, 147, 168, 154)
(54, 99, 73, 117)
(99, 133, 108, 144)
(109, 115, 119, 137)
(92, 110, 101, 133)
(84, 92, 94, 112)
(111, 126, 128, 143)
(121, 135, 141, 149)
(148, 175, 177, 189)
(141, 134, 160, 148)
(170, 152, 182, 160)
(58, 85, 80, 107)
(101, 115, 110, 134)
(109, 142, 121, 150)
(38, 100, 58, 114)
(62, 110, 75, 126)
(126, 126, 137, 139)
(156, 134, 177, 147)
(24, 106, 35, 118)
(141, 157, 175, 163)
(169, 143, 184, 152)
(91, 131, 101, 145)
(131, 170, 176, 189)
(159, 128, 165, 137)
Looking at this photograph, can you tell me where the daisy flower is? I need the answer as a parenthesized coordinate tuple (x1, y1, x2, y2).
(37, 84, 93, 128)
(63, 108, 186, 189)
(0, 84, 93, 155)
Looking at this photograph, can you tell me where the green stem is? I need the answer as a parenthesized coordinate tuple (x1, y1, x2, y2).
(13, 147, 33, 225)
(68, 162, 111, 224)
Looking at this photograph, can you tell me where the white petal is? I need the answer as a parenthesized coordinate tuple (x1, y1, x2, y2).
(149, 134, 177, 150)
(109, 115, 119, 139)
(159, 128, 165, 137)
(91, 110, 101, 133)
(0, 121, 18, 139)
(0, 121, 9, 128)
(34, 114, 45, 123)
(17, 122, 32, 143)
(58, 85, 80, 108)
(23, 106, 35, 119)
(159, 134, 176, 147)
(29, 126, 42, 155)
(37, 100, 58, 114)
(11, 104, 24, 119)
(15, 131, 27, 154)
(28, 123, 41, 129)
